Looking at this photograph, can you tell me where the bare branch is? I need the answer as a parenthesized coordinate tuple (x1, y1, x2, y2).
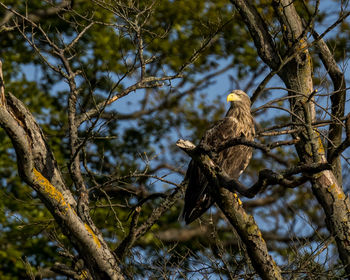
(114, 184, 185, 257)
(177, 139, 330, 198)
(65, 22, 95, 52)
(76, 74, 182, 126)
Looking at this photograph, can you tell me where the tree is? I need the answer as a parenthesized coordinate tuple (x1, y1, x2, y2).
(0, 0, 349, 279)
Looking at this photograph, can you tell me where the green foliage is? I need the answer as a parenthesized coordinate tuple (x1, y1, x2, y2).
(0, 0, 349, 279)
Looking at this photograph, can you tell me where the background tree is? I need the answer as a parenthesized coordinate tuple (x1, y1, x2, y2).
(0, 0, 350, 279)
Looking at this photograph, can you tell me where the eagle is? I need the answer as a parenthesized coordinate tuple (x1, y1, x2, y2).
(182, 90, 255, 224)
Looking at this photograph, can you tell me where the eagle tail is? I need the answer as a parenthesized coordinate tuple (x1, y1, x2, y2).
(181, 161, 214, 224)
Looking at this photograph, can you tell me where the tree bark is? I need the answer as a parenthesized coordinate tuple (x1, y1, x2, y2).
(214, 188, 283, 280)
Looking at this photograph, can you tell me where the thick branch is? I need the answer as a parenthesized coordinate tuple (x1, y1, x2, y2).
(176, 139, 283, 280)
(312, 30, 346, 184)
(177, 139, 330, 198)
(230, 0, 281, 69)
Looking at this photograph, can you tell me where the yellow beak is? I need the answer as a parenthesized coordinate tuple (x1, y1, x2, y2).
(227, 93, 241, 102)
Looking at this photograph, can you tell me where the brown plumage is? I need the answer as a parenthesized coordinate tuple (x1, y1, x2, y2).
(182, 90, 255, 224)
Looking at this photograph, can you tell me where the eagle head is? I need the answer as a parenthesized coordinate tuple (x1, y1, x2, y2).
(226, 90, 249, 103)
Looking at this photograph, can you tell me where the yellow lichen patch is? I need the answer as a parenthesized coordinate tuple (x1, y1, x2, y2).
(299, 38, 307, 48)
(313, 172, 323, 179)
(79, 270, 89, 279)
(247, 224, 258, 235)
(337, 193, 345, 200)
(233, 193, 242, 206)
(317, 138, 325, 154)
(306, 51, 312, 66)
(314, 130, 325, 154)
(33, 168, 70, 213)
(329, 183, 336, 190)
(295, 38, 308, 54)
(84, 223, 101, 248)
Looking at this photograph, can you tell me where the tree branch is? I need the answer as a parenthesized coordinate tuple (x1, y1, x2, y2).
(230, 0, 281, 69)
(177, 139, 330, 198)
(328, 114, 350, 163)
(312, 29, 346, 185)
(114, 184, 185, 257)
(176, 139, 284, 279)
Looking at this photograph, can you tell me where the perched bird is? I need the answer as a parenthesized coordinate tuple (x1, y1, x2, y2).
(182, 90, 255, 224)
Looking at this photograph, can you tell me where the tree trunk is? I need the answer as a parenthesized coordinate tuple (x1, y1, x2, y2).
(230, 0, 350, 276)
